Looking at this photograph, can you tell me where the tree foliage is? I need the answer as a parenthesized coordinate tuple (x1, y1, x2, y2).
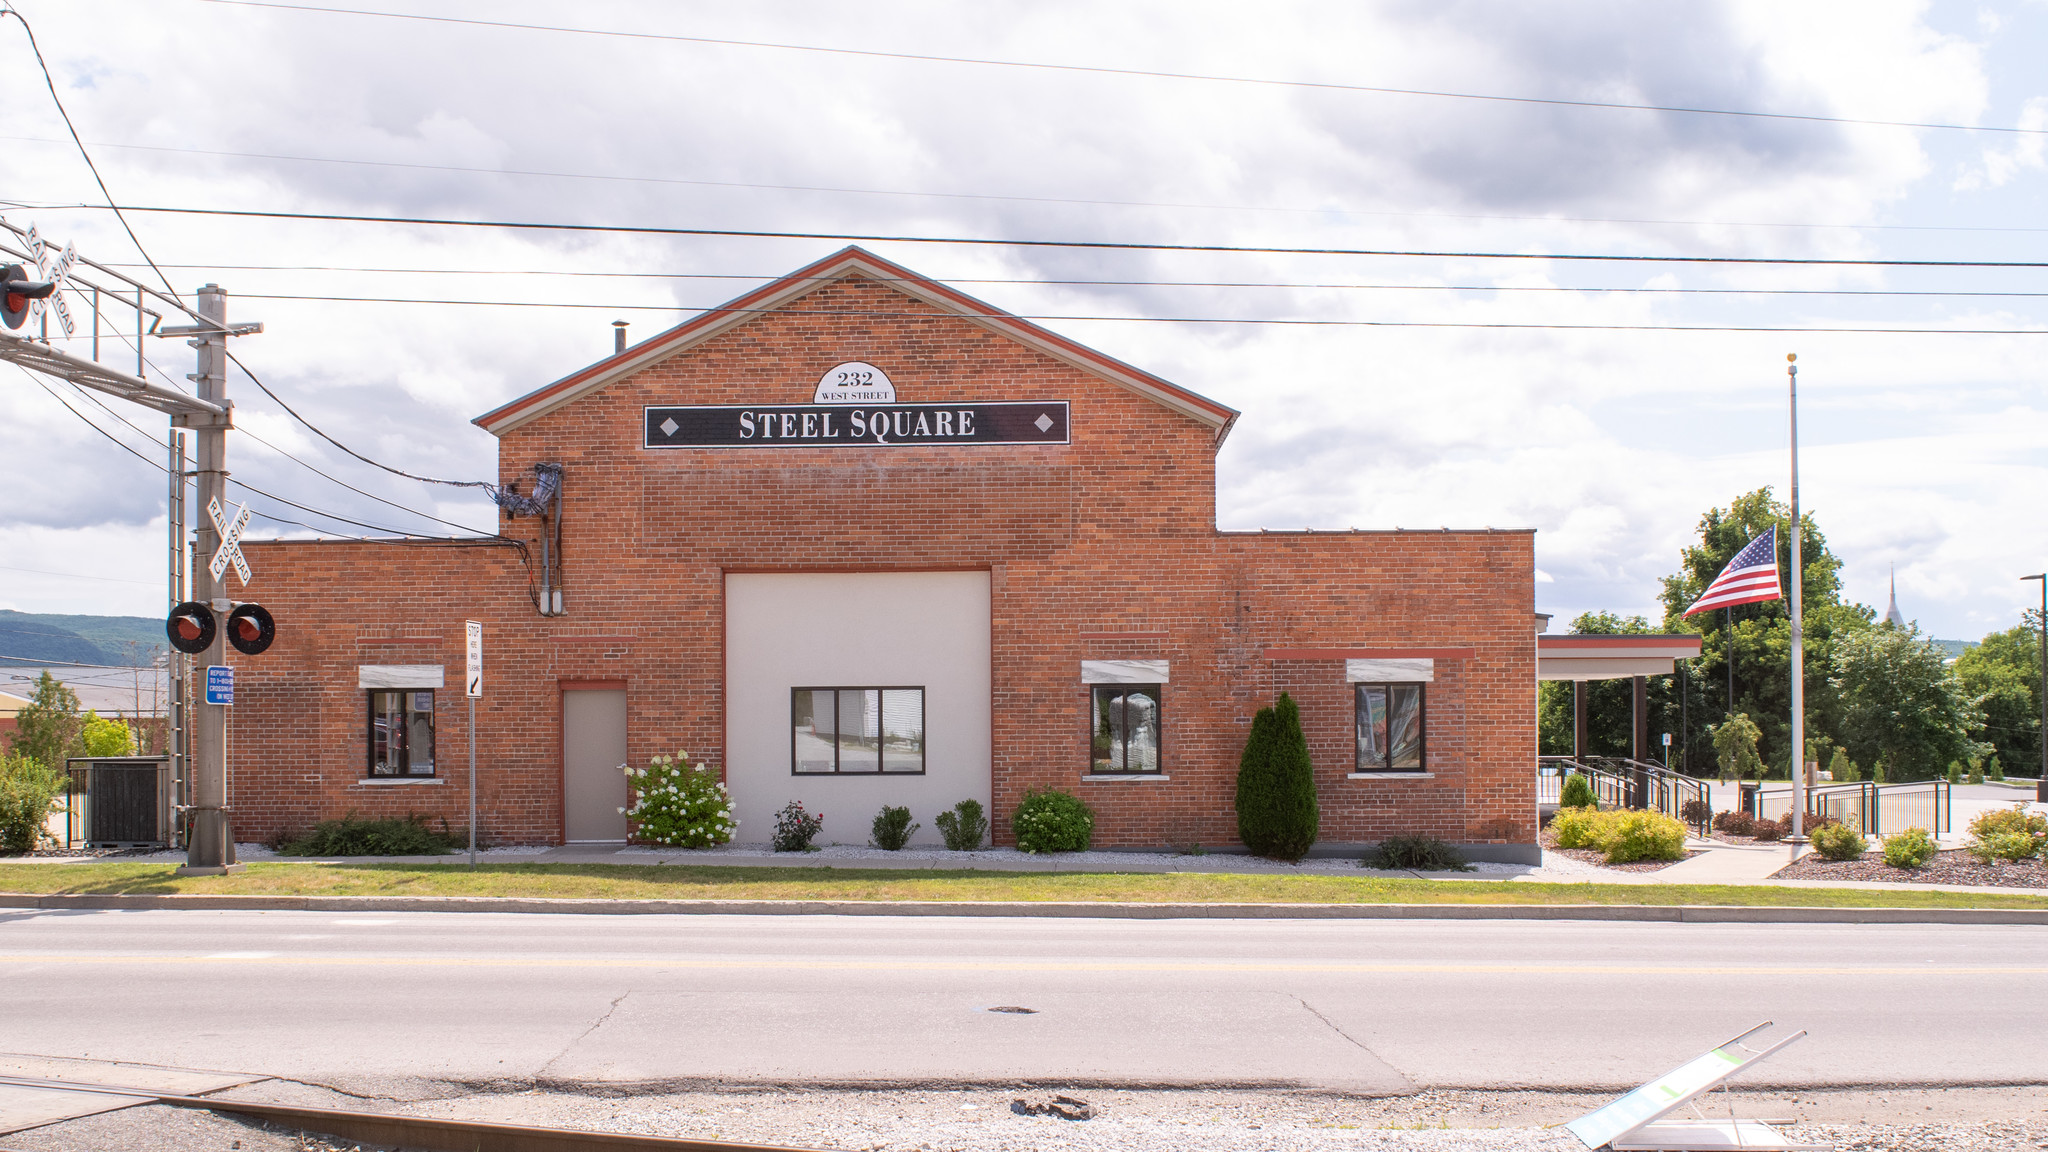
(1657, 488, 1868, 774)
(5, 672, 85, 771)
(1952, 624, 2041, 776)
(1832, 623, 1983, 781)
(1711, 713, 1763, 782)
(1235, 693, 1319, 860)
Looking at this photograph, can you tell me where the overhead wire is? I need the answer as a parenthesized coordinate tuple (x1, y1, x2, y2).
(11, 132, 2048, 235)
(0, 4, 179, 299)
(225, 350, 492, 489)
(92, 203, 2048, 270)
(195, 0, 2048, 138)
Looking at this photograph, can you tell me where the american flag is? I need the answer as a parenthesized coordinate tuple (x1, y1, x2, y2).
(1684, 527, 1783, 616)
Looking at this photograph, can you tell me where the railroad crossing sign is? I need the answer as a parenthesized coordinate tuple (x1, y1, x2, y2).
(207, 495, 252, 586)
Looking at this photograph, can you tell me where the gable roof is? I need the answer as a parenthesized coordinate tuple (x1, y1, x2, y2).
(472, 246, 1239, 442)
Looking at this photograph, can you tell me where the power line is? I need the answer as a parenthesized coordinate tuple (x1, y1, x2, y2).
(0, 4, 179, 299)
(233, 422, 485, 534)
(12, 132, 2048, 236)
(98, 203, 2048, 269)
(196, 0, 2048, 138)
(225, 351, 490, 489)
(0, 564, 162, 587)
(220, 295, 2048, 335)
(92, 264, 2048, 299)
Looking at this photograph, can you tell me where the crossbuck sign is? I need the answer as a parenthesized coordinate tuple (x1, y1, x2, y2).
(207, 496, 253, 586)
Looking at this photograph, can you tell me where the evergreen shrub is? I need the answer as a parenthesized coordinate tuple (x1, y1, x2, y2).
(1808, 822, 1868, 862)
(1367, 834, 1472, 872)
(1550, 808, 1687, 863)
(1012, 788, 1093, 853)
(1558, 773, 1598, 810)
(1882, 827, 1938, 869)
(1828, 748, 1859, 783)
(870, 805, 918, 850)
(934, 799, 988, 851)
(770, 801, 823, 852)
(277, 811, 461, 856)
(1234, 693, 1320, 861)
(623, 750, 736, 848)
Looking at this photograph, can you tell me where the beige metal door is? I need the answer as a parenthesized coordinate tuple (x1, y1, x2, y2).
(562, 689, 629, 842)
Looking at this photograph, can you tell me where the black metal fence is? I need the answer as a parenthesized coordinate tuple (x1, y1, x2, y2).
(1747, 779, 1950, 837)
(1537, 756, 1711, 836)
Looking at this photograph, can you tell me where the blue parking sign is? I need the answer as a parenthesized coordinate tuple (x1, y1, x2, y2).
(205, 665, 235, 706)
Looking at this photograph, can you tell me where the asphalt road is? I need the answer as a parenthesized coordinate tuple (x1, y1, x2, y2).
(4, 909, 2044, 1094)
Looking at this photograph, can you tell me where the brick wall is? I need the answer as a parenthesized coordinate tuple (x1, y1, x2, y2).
(228, 272, 1535, 851)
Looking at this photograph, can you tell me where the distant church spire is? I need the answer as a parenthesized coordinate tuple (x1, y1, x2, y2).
(1884, 565, 1906, 627)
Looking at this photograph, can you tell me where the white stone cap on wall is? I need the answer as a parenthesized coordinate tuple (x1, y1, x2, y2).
(1346, 658, 1435, 682)
(1080, 659, 1169, 684)
(358, 665, 446, 689)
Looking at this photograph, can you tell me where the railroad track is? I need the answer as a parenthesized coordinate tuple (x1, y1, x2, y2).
(0, 1072, 832, 1152)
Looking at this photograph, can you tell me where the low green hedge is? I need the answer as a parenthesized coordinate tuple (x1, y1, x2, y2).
(1551, 808, 1688, 864)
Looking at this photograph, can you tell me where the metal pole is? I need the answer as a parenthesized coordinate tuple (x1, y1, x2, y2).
(177, 285, 240, 875)
(1788, 354, 1805, 858)
(167, 429, 187, 845)
(2026, 574, 2048, 802)
(468, 696, 478, 869)
(1724, 607, 1734, 718)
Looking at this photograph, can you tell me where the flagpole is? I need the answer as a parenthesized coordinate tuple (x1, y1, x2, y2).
(1788, 353, 1805, 859)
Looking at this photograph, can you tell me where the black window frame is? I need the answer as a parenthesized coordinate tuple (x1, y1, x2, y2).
(365, 688, 438, 778)
(789, 685, 927, 775)
(1354, 682, 1427, 773)
(1090, 684, 1164, 774)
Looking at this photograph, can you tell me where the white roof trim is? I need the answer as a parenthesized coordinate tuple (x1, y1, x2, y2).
(476, 249, 1237, 439)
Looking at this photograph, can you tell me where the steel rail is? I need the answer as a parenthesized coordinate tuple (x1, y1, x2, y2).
(0, 1073, 833, 1152)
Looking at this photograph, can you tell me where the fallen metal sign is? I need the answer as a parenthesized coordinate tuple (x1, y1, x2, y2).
(1565, 1021, 1825, 1151)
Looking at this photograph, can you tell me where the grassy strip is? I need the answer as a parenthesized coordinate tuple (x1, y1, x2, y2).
(1, 861, 2045, 909)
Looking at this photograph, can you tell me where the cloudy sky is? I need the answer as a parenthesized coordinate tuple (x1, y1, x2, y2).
(2, 0, 2045, 644)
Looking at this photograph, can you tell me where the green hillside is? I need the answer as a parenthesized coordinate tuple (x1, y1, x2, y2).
(0, 611, 165, 667)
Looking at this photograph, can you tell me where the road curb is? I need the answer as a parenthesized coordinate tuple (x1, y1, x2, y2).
(3, 892, 2045, 923)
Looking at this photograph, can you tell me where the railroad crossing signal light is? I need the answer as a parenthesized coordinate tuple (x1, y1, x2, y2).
(2, 263, 56, 330)
(226, 603, 275, 656)
(166, 601, 216, 654)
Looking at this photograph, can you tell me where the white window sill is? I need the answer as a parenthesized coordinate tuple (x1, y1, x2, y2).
(1347, 772, 1435, 780)
(1081, 773, 1171, 782)
(351, 776, 445, 786)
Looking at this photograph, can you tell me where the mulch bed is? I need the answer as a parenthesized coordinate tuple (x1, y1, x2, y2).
(1538, 828, 1700, 873)
(1774, 849, 2048, 888)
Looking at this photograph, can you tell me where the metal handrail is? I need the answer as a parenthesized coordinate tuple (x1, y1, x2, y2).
(1537, 756, 1710, 835)
(1745, 779, 1951, 837)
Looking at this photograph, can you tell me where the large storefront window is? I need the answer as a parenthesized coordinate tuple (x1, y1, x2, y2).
(367, 690, 436, 777)
(791, 687, 925, 774)
(1091, 685, 1162, 773)
(1355, 683, 1425, 772)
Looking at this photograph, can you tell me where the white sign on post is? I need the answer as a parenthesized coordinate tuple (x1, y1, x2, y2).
(465, 620, 483, 697)
(207, 496, 253, 586)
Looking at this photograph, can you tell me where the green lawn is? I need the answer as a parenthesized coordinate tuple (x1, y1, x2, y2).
(1, 861, 2044, 909)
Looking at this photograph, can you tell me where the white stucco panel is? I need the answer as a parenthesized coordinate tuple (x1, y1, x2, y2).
(1345, 658, 1434, 683)
(1080, 659, 1169, 684)
(358, 664, 445, 689)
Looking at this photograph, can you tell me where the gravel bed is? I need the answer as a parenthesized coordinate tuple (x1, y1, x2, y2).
(1774, 849, 2048, 888)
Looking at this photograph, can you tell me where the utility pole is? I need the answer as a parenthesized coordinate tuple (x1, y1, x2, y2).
(168, 285, 247, 875)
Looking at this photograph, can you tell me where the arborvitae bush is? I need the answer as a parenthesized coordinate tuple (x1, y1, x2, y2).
(1828, 748, 1859, 783)
(1559, 772, 1598, 810)
(934, 799, 988, 850)
(869, 805, 918, 850)
(1235, 693, 1320, 861)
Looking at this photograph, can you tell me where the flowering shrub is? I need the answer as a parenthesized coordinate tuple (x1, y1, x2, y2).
(621, 750, 736, 848)
(771, 801, 824, 852)
(1012, 788, 1093, 854)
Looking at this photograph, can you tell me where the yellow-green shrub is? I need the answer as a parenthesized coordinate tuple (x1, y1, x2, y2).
(1549, 808, 1688, 864)
(1882, 827, 1937, 868)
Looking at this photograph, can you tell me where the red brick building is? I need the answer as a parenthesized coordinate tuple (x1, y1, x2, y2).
(231, 247, 1538, 860)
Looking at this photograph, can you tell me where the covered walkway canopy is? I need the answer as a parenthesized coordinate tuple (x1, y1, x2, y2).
(1536, 633, 1704, 765)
